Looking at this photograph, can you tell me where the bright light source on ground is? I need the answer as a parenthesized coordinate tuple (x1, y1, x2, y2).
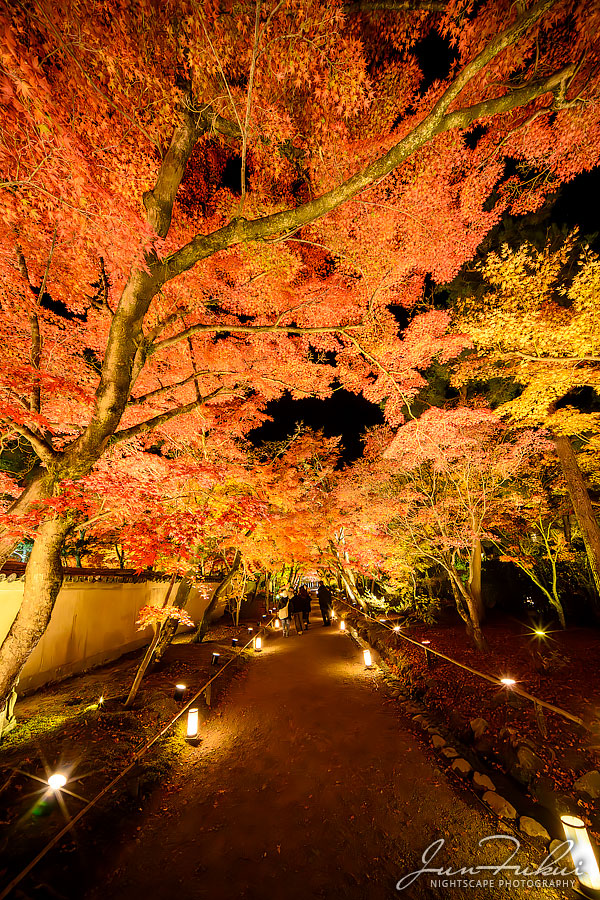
(174, 684, 186, 701)
(421, 640, 431, 645)
(393, 625, 401, 632)
(186, 708, 199, 739)
(500, 677, 516, 687)
(48, 773, 67, 791)
(340, 620, 346, 632)
(98, 695, 104, 706)
(232, 638, 238, 648)
(211, 652, 221, 666)
(275, 618, 280, 628)
(248, 627, 253, 634)
(254, 636, 262, 652)
(363, 649, 373, 668)
(561, 815, 600, 892)
(534, 629, 547, 637)
(379, 618, 386, 623)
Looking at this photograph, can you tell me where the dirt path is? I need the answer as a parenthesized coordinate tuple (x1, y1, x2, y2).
(86, 623, 574, 900)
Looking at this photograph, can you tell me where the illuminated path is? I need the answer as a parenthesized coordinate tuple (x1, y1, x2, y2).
(87, 624, 566, 900)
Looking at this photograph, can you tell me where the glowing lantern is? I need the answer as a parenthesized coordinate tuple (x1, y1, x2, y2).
(48, 773, 67, 791)
(340, 620, 346, 632)
(254, 636, 262, 652)
(173, 683, 186, 702)
(211, 652, 221, 666)
(393, 625, 401, 633)
(186, 708, 199, 740)
(275, 618, 281, 629)
(561, 815, 600, 893)
(500, 677, 516, 687)
(363, 649, 373, 668)
(534, 629, 547, 637)
(232, 638, 238, 648)
(98, 695, 105, 707)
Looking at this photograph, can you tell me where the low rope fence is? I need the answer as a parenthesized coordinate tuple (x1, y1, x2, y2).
(336, 598, 586, 730)
(0, 617, 274, 900)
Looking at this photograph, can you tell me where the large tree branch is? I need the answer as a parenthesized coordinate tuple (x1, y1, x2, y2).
(158, 0, 563, 284)
(7, 423, 57, 466)
(149, 321, 353, 356)
(344, 1, 446, 12)
(112, 386, 238, 444)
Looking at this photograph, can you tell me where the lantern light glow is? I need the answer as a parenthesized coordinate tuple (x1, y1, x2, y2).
(48, 773, 67, 791)
(275, 618, 280, 629)
(254, 636, 262, 652)
(363, 649, 373, 668)
(561, 815, 600, 892)
(186, 708, 199, 740)
(500, 677, 516, 687)
(173, 683, 186, 701)
(211, 652, 221, 666)
(340, 620, 346, 632)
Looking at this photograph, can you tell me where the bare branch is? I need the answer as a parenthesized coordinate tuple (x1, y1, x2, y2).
(149, 321, 354, 356)
(6, 422, 57, 466)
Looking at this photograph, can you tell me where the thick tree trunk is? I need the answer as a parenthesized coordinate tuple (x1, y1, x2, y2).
(554, 434, 600, 597)
(0, 516, 71, 723)
(468, 537, 485, 624)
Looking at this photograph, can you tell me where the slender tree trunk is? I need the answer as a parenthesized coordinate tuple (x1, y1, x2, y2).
(0, 516, 71, 727)
(447, 563, 487, 652)
(151, 577, 193, 666)
(125, 573, 177, 707)
(192, 551, 241, 643)
(554, 434, 600, 597)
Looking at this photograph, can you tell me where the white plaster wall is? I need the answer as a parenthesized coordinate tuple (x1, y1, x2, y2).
(0, 578, 219, 694)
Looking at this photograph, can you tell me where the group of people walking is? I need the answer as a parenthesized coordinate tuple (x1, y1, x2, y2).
(277, 582, 334, 636)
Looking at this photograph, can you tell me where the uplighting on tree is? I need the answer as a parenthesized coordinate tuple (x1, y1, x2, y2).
(560, 815, 600, 895)
(47, 773, 67, 791)
(363, 649, 373, 668)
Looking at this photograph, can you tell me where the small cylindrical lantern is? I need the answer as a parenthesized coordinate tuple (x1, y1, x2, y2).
(363, 649, 373, 668)
(211, 652, 221, 666)
(186, 708, 199, 740)
(340, 620, 346, 632)
(254, 635, 262, 652)
(174, 683, 186, 702)
(561, 815, 600, 893)
(274, 618, 280, 629)
(232, 638, 238, 648)
(248, 627, 253, 634)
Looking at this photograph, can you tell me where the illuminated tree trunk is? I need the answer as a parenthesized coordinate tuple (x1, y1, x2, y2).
(151, 577, 193, 666)
(0, 516, 71, 735)
(554, 434, 600, 598)
(446, 556, 487, 652)
(193, 551, 241, 643)
(125, 572, 177, 707)
(468, 537, 485, 624)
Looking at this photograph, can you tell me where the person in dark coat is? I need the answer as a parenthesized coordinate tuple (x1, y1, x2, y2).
(318, 581, 333, 626)
(290, 590, 304, 635)
(298, 585, 311, 628)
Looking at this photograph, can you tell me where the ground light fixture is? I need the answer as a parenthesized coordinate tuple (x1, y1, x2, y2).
(274, 618, 280, 628)
(363, 649, 373, 668)
(247, 627, 253, 634)
(393, 625, 401, 632)
(211, 652, 221, 666)
(500, 677, 516, 687)
(232, 638, 238, 648)
(254, 636, 262, 652)
(47, 773, 67, 791)
(173, 684, 186, 702)
(560, 815, 600, 895)
(186, 708, 199, 742)
(534, 629, 547, 638)
(340, 620, 346, 632)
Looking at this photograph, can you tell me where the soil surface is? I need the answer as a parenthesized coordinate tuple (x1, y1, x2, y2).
(84, 622, 576, 900)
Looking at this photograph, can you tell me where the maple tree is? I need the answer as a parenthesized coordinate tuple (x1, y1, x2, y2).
(1, 0, 600, 719)
(452, 232, 600, 596)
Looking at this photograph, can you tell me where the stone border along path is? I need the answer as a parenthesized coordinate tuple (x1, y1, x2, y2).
(349, 615, 597, 857)
(84, 622, 575, 900)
